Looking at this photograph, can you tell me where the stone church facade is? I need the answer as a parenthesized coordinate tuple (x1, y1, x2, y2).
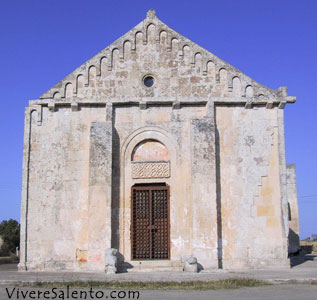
(19, 10, 299, 271)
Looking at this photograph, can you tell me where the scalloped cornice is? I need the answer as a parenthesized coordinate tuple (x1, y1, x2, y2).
(39, 9, 294, 104)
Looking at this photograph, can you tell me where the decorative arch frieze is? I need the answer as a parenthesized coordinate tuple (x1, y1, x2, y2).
(38, 10, 287, 104)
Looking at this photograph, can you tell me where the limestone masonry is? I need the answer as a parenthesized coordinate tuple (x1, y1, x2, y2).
(19, 10, 299, 271)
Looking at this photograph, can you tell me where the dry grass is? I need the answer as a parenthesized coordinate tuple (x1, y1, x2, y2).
(30, 278, 270, 290)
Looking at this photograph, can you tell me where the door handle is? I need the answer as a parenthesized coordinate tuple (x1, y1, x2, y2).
(148, 225, 157, 232)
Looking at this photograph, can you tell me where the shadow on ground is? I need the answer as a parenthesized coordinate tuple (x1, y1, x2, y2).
(290, 255, 317, 268)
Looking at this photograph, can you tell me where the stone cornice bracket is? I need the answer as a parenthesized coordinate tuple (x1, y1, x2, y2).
(139, 102, 147, 110)
(106, 103, 113, 122)
(285, 96, 296, 103)
(278, 101, 287, 109)
(172, 101, 181, 109)
(245, 100, 252, 109)
(48, 101, 55, 112)
(71, 100, 79, 112)
(266, 101, 274, 109)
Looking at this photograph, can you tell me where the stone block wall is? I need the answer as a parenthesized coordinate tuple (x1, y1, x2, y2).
(216, 105, 289, 268)
(22, 106, 106, 270)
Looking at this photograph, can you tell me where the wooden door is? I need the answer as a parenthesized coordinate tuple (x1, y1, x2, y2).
(131, 185, 170, 260)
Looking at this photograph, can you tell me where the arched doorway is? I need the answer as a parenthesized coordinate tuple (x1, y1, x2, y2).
(130, 140, 170, 260)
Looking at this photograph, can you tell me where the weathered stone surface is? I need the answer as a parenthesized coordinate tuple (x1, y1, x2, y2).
(19, 10, 296, 272)
(37, 10, 296, 109)
(287, 165, 300, 254)
(183, 255, 198, 273)
(105, 248, 118, 274)
(216, 107, 291, 268)
(88, 121, 112, 270)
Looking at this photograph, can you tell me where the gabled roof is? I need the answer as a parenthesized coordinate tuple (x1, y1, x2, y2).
(39, 9, 294, 104)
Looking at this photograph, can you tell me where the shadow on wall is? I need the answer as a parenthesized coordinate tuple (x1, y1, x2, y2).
(288, 228, 300, 256)
(215, 119, 223, 269)
(111, 125, 120, 250)
(288, 228, 305, 268)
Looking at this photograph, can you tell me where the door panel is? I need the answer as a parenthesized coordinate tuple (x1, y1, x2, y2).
(131, 186, 170, 260)
(151, 189, 169, 259)
(132, 189, 151, 260)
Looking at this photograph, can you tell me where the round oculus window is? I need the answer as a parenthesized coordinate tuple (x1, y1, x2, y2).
(143, 76, 154, 87)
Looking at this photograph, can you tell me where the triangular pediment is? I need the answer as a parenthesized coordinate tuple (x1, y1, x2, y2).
(39, 9, 285, 101)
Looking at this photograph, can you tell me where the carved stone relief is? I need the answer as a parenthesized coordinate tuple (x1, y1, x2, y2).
(131, 161, 170, 179)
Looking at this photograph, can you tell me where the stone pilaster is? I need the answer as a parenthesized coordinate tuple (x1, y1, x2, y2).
(87, 105, 113, 270)
(286, 164, 300, 253)
(18, 107, 31, 271)
(190, 101, 218, 268)
(277, 106, 290, 261)
(18, 105, 41, 271)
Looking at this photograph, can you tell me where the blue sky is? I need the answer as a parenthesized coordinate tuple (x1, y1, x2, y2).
(0, 0, 316, 239)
